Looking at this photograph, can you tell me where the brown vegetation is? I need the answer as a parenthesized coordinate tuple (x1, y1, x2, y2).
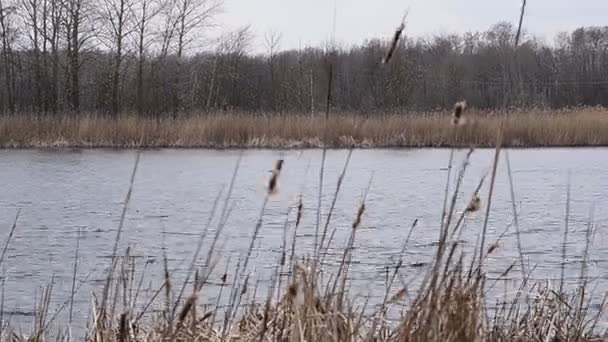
(0, 107, 607, 148)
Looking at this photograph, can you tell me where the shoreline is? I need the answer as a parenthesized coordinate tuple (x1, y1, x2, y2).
(3, 144, 608, 150)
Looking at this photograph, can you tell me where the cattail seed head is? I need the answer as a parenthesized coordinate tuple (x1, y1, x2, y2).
(389, 287, 408, 304)
(273, 159, 284, 173)
(241, 275, 249, 296)
(268, 159, 284, 195)
(487, 242, 500, 255)
(178, 295, 196, 322)
(452, 101, 468, 126)
(200, 311, 213, 322)
(352, 203, 366, 229)
(295, 197, 303, 227)
(118, 312, 128, 341)
(287, 283, 298, 301)
(194, 268, 200, 287)
(382, 23, 405, 64)
(466, 195, 481, 213)
(314, 298, 326, 313)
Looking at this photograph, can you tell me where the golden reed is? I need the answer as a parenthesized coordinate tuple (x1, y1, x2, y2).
(0, 108, 607, 148)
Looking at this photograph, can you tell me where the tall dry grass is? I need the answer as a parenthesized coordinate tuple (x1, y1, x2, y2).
(1, 107, 608, 148)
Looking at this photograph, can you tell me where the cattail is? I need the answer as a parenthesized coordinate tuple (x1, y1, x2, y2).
(314, 298, 326, 313)
(382, 23, 405, 64)
(200, 311, 213, 322)
(382, 11, 408, 64)
(466, 194, 481, 213)
(194, 268, 200, 288)
(352, 203, 366, 229)
(178, 294, 196, 322)
(268, 159, 284, 194)
(274, 159, 284, 173)
(295, 195, 303, 227)
(286, 283, 298, 301)
(118, 312, 128, 342)
(452, 101, 467, 126)
(241, 275, 249, 296)
(487, 242, 500, 255)
(163, 265, 172, 316)
(389, 287, 408, 304)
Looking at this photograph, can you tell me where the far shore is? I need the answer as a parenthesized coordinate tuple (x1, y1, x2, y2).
(0, 108, 606, 149)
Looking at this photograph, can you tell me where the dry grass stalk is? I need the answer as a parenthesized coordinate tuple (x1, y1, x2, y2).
(0, 209, 20, 268)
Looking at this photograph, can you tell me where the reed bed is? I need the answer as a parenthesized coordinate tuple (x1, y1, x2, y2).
(1, 107, 608, 148)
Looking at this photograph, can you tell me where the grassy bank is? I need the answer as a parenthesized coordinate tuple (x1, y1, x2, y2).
(1, 107, 608, 148)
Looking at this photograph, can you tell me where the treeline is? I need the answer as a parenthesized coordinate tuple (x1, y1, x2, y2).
(0, 0, 607, 117)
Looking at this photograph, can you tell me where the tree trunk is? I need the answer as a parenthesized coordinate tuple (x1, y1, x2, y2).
(0, 0, 15, 113)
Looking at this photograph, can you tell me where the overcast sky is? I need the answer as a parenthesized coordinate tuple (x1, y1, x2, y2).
(218, 0, 608, 52)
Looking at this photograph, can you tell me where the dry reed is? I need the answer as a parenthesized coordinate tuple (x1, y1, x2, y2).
(1, 108, 608, 148)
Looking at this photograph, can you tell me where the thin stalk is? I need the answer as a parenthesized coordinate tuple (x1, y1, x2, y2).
(68, 228, 80, 327)
(318, 148, 354, 257)
(0, 208, 21, 268)
(478, 132, 503, 274)
(560, 172, 571, 294)
(505, 151, 526, 277)
(172, 188, 224, 315)
(102, 151, 141, 310)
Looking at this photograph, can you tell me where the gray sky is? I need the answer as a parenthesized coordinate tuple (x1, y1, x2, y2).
(219, 0, 608, 52)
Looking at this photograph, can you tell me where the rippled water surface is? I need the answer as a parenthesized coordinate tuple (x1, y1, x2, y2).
(0, 148, 607, 334)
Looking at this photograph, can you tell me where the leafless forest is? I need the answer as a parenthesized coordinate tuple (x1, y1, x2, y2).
(0, 0, 607, 117)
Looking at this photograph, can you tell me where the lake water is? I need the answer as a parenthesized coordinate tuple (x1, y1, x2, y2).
(0, 148, 607, 335)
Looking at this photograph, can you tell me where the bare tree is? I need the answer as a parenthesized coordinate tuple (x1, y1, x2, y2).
(158, 0, 221, 114)
(204, 25, 251, 110)
(0, 10, 607, 116)
(97, 0, 135, 115)
(61, 0, 91, 112)
(132, 0, 159, 115)
(44, 0, 62, 113)
(264, 29, 281, 111)
(0, 0, 16, 113)
(20, 0, 43, 112)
